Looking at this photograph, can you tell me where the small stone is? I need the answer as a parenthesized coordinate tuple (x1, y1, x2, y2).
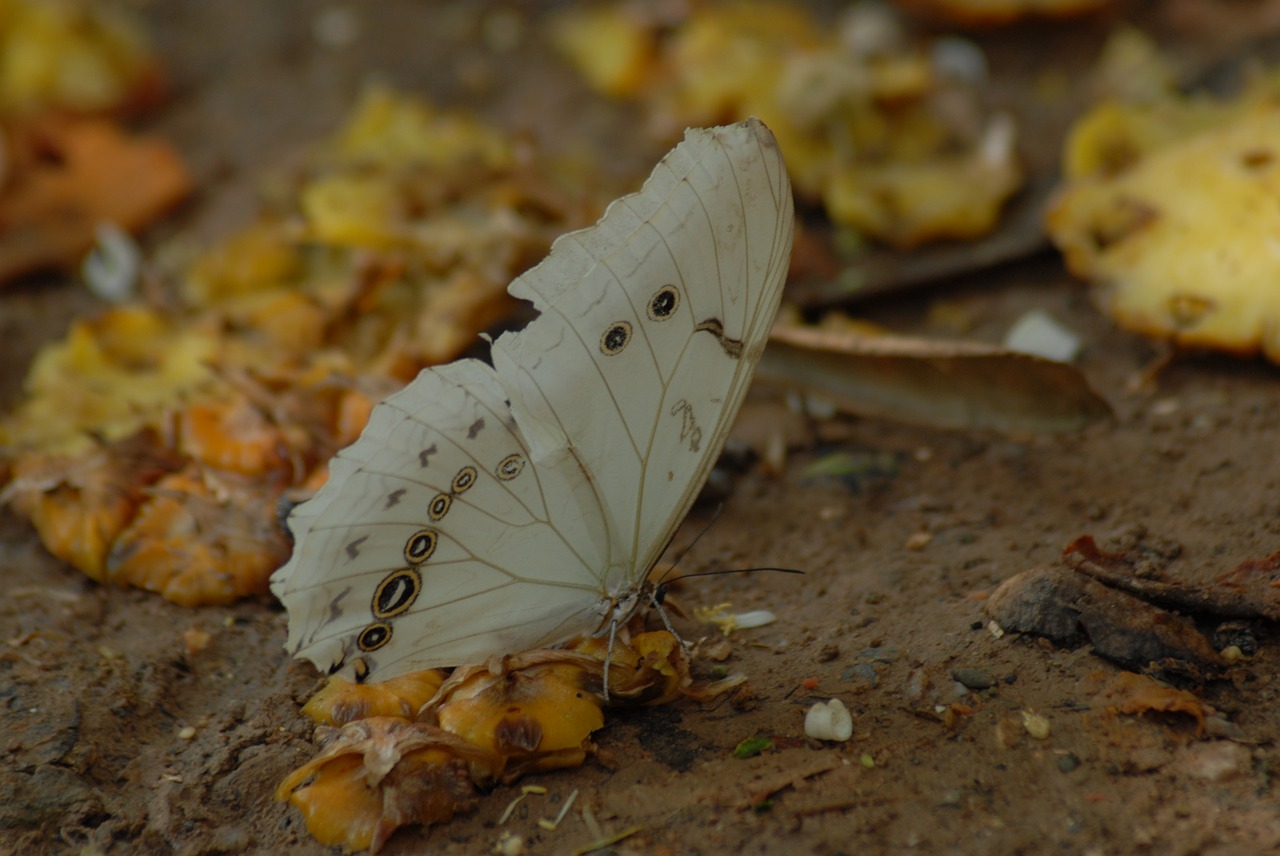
(951, 668, 994, 690)
(993, 717, 1020, 749)
(1180, 742, 1249, 782)
(841, 663, 878, 686)
(1057, 753, 1081, 773)
(209, 825, 252, 852)
(182, 627, 212, 655)
(804, 698, 854, 742)
(905, 532, 933, 551)
(1021, 711, 1050, 740)
(859, 646, 899, 664)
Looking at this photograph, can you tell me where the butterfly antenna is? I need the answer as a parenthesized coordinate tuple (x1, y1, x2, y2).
(655, 503, 724, 587)
(661, 566, 804, 588)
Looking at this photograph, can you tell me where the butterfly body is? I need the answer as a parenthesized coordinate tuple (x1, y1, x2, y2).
(271, 118, 794, 683)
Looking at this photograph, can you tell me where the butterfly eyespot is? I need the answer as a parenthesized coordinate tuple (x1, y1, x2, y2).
(428, 493, 452, 521)
(357, 622, 392, 652)
(451, 466, 478, 494)
(495, 453, 525, 481)
(404, 529, 438, 565)
(600, 321, 632, 355)
(372, 568, 421, 619)
(647, 285, 681, 321)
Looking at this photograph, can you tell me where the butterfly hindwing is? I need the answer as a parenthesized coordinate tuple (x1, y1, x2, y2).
(273, 359, 612, 678)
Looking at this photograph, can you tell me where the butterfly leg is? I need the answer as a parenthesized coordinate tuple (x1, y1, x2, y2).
(650, 594, 692, 657)
(603, 619, 618, 704)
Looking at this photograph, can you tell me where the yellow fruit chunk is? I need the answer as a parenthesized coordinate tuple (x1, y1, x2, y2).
(105, 467, 290, 605)
(436, 660, 605, 778)
(550, 2, 1022, 245)
(0, 0, 161, 115)
(549, 5, 655, 97)
(278, 630, 701, 849)
(1048, 100, 1280, 361)
(1, 306, 216, 454)
(302, 671, 447, 726)
(2, 432, 178, 579)
(276, 718, 499, 853)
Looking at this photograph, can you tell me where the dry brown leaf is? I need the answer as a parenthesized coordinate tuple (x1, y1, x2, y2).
(1065, 534, 1280, 622)
(0, 117, 190, 283)
(762, 323, 1111, 434)
(1097, 671, 1213, 736)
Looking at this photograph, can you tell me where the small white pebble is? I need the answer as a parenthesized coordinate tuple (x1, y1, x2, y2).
(493, 831, 526, 856)
(987, 620, 1005, 639)
(1021, 710, 1050, 740)
(178, 726, 197, 740)
(1003, 308, 1082, 363)
(838, 1, 904, 57)
(805, 698, 854, 742)
(82, 222, 141, 304)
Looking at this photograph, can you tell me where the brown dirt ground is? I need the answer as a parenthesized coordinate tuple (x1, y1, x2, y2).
(4, 2, 1280, 854)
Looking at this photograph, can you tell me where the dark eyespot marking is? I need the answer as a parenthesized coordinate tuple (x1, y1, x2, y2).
(357, 623, 392, 652)
(418, 444, 438, 467)
(384, 488, 406, 509)
(468, 418, 485, 439)
(428, 493, 451, 521)
(452, 466, 478, 494)
(372, 568, 421, 619)
(693, 318, 744, 359)
(600, 321, 632, 356)
(345, 535, 369, 560)
(647, 285, 681, 321)
(404, 529, 438, 565)
(495, 453, 525, 481)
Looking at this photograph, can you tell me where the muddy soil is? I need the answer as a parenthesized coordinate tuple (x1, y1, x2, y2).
(3, 2, 1280, 854)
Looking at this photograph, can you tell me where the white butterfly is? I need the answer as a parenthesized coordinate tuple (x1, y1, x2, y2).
(270, 118, 794, 685)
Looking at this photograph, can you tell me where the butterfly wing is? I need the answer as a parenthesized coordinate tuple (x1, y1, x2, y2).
(271, 119, 794, 681)
(273, 359, 615, 677)
(492, 118, 794, 586)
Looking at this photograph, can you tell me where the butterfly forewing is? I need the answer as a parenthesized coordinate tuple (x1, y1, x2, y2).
(271, 118, 794, 683)
(493, 119, 794, 586)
